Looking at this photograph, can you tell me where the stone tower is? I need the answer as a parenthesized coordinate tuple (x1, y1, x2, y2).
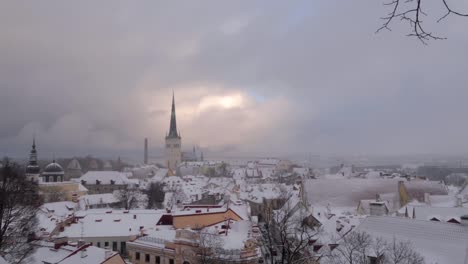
(25, 137, 41, 182)
(165, 92, 181, 172)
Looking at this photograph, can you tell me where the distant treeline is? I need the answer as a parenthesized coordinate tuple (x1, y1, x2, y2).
(417, 166, 468, 185)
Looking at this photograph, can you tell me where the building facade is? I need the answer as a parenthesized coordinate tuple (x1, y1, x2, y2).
(166, 93, 182, 172)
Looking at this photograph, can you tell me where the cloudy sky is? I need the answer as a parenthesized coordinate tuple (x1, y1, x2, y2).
(1, 1, 468, 160)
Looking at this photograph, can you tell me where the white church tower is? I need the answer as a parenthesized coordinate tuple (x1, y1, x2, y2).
(165, 92, 182, 173)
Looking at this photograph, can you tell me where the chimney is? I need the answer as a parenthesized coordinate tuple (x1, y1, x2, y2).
(457, 196, 463, 207)
(77, 239, 85, 248)
(461, 215, 468, 226)
(105, 249, 113, 260)
(134, 214, 137, 219)
(369, 202, 386, 216)
(80, 248, 87, 259)
(144, 138, 148, 165)
(424, 193, 430, 204)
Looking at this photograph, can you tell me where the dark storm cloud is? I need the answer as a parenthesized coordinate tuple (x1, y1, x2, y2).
(1, 0, 468, 158)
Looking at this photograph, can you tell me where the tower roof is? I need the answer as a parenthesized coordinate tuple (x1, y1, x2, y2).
(167, 92, 180, 138)
(26, 137, 40, 174)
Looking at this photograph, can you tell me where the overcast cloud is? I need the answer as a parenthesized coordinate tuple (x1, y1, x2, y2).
(1, 1, 468, 159)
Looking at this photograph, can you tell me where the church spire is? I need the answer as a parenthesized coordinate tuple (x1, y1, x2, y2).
(168, 91, 179, 138)
(26, 136, 40, 175)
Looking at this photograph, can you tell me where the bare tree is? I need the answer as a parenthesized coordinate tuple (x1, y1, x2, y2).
(114, 185, 146, 210)
(324, 231, 425, 264)
(377, 0, 468, 44)
(46, 186, 66, 203)
(0, 159, 42, 263)
(385, 237, 425, 264)
(197, 231, 225, 264)
(263, 191, 320, 264)
(145, 182, 165, 209)
(326, 231, 373, 264)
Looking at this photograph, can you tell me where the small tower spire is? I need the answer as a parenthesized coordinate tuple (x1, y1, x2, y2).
(168, 91, 179, 138)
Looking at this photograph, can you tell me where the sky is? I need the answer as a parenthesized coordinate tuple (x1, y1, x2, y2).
(1, 1, 468, 160)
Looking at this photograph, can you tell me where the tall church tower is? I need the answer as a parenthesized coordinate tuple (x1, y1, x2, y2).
(25, 137, 41, 182)
(165, 92, 182, 172)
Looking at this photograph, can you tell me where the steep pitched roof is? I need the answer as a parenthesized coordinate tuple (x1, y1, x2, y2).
(167, 92, 179, 138)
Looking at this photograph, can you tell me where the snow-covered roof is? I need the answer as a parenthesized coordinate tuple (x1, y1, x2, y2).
(0, 256, 7, 264)
(203, 220, 253, 250)
(59, 209, 166, 238)
(240, 184, 289, 203)
(27, 241, 120, 264)
(399, 205, 468, 222)
(42, 201, 77, 217)
(131, 226, 177, 249)
(151, 168, 168, 182)
(356, 216, 468, 264)
(78, 171, 129, 185)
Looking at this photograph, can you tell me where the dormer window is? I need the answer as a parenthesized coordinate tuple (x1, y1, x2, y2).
(110, 180, 115, 185)
(96, 180, 101, 185)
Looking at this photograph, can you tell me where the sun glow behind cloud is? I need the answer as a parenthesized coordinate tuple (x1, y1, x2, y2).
(198, 93, 245, 112)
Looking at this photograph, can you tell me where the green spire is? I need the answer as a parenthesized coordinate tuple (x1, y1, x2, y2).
(168, 91, 179, 138)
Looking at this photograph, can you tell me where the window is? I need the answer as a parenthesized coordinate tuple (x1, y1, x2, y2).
(112, 241, 118, 251)
(369, 255, 385, 264)
(97, 242, 101, 248)
(120, 242, 126, 255)
(169, 259, 174, 264)
(104, 241, 109, 248)
(136, 252, 140, 260)
(155, 256, 160, 264)
(145, 254, 150, 262)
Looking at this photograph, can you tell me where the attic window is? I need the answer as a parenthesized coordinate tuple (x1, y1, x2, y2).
(106, 210, 112, 214)
(430, 217, 441, 222)
(329, 244, 339, 251)
(447, 218, 460, 224)
(313, 245, 323, 252)
(110, 180, 115, 185)
(95, 219, 102, 222)
(114, 219, 121, 222)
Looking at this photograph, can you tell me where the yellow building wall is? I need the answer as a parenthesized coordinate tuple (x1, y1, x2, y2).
(103, 254, 126, 264)
(39, 182, 88, 202)
(173, 209, 242, 229)
(398, 182, 410, 206)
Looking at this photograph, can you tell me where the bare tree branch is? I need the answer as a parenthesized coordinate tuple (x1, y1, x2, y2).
(377, 0, 468, 44)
